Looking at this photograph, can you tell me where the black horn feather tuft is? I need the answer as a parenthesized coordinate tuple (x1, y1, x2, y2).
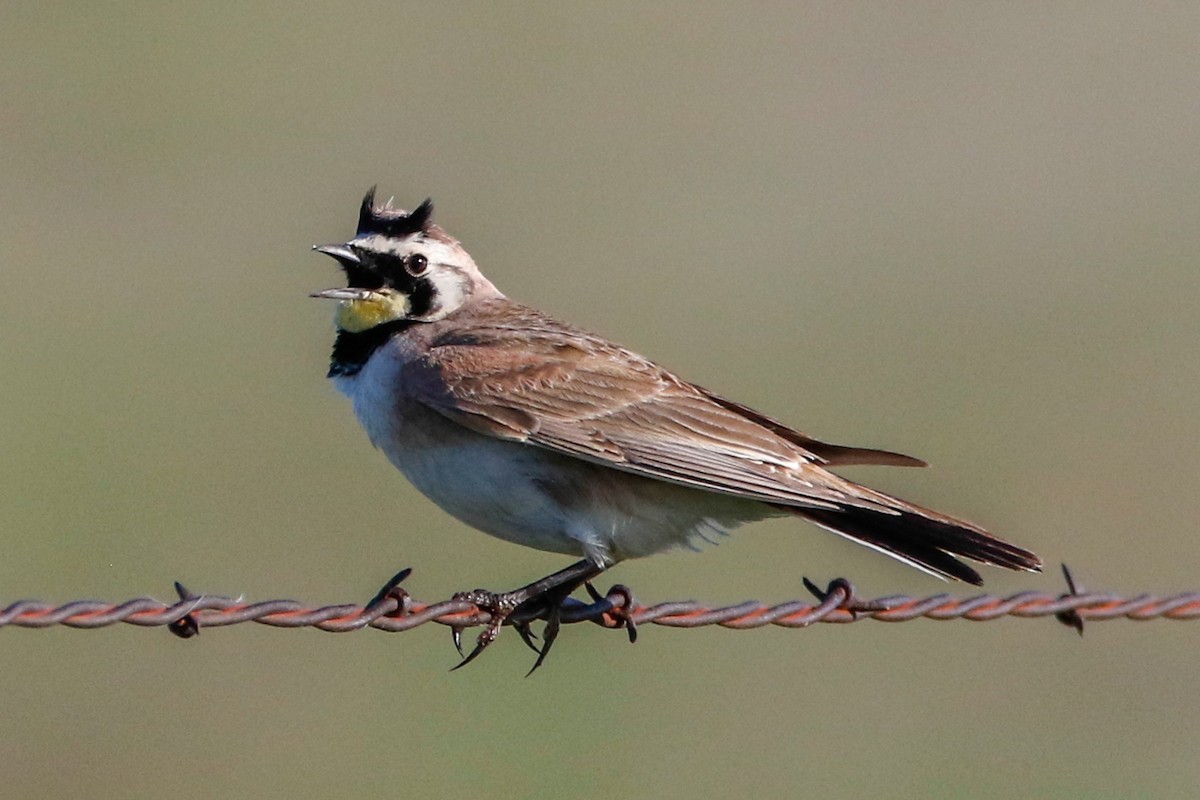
(356, 189, 436, 237)
(357, 186, 378, 234)
(409, 197, 434, 230)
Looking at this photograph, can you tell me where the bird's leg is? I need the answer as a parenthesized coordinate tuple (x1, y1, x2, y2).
(451, 558, 606, 671)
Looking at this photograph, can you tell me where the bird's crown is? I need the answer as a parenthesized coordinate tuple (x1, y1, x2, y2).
(356, 186, 436, 239)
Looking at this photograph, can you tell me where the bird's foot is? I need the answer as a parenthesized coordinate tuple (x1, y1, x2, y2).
(449, 587, 528, 670)
(449, 582, 579, 674)
(448, 559, 607, 673)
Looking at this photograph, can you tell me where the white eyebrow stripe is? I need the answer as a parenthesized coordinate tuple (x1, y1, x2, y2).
(352, 235, 463, 266)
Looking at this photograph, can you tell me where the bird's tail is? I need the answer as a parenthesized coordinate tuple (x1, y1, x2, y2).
(783, 491, 1042, 586)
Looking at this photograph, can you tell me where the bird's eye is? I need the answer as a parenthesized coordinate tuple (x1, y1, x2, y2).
(405, 253, 429, 276)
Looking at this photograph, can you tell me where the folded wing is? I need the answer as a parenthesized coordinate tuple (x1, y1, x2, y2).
(407, 309, 1041, 582)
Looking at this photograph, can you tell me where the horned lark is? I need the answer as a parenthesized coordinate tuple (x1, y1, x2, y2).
(312, 190, 1041, 667)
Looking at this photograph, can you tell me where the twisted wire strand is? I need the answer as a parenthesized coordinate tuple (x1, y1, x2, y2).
(2, 569, 1197, 636)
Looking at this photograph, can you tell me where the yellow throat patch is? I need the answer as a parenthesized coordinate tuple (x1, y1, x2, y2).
(335, 292, 410, 333)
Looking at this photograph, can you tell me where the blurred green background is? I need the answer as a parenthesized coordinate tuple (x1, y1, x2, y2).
(2, 4, 1198, 798)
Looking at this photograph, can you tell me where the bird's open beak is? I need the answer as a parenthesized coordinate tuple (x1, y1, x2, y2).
(312, 243, 361, 266)
(312, 243, 372, 300)
(309, 287, 376, 301)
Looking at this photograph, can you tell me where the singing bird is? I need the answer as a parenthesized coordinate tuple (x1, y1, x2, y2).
(312, 191, 1042, 667)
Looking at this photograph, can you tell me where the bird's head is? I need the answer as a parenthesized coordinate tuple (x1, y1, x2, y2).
(312, 189, 498, 332)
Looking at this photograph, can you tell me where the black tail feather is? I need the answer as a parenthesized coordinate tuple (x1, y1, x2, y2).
(791, 506, 1042, 586)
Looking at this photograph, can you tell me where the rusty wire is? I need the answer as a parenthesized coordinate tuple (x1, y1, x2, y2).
(2, 566, 1197, 638)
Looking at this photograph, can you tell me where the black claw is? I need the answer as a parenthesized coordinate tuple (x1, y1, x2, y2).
(526, 606, 563, 677)
(450, 641, 488, 672)
(450, 625, 501, 672)
(451, 626, 464, 659)
(514, 621, 542, 655)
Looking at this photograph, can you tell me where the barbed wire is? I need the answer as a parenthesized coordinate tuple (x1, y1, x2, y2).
(2, 566, 1197, 639)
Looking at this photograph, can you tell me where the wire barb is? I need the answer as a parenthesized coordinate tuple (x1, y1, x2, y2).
(166, 581, 201, 639)
(1054, 564, 1087, 636)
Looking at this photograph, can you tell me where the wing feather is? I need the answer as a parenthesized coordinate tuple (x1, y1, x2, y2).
(409, 314, 896, 511)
